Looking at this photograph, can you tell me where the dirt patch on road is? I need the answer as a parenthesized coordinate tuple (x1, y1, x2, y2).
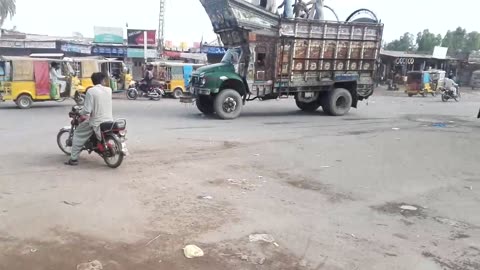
(422, 249, 480, 270)
(0, 232, 312, 270)
(371, 202, 427, 218)
(285, 176, 355, 203)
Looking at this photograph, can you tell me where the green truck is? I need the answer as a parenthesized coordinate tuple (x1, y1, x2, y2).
(184, 0, 384, 119)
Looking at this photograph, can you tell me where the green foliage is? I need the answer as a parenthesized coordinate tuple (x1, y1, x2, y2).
(385, 33, 415, 51)
(386, 27, 480, 54)
(416, 30, 442, 53)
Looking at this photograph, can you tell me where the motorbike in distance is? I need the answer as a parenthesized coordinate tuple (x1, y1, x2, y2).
(441, 86, 460, 102)
(126, 80, 164, 101)
(57, 105, 128, 168)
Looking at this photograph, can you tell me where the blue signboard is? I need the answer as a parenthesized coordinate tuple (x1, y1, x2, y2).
(201, 46, 226, 55)
(92, 46, 127, 57)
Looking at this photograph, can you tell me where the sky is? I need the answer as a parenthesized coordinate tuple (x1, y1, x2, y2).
(2, 0, 479, 45)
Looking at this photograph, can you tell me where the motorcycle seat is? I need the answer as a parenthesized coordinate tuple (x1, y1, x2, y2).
(100, 121, 125, 131)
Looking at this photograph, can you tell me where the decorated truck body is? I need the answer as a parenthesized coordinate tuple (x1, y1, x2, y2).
(185, 0, 384, 119)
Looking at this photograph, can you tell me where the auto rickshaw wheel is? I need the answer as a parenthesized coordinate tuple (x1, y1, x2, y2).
(173, 88, 183, 99)
(15, 94, 33, 109)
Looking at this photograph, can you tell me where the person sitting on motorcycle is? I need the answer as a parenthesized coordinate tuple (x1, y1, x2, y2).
(445, 75, 459, 97)
(65, 72, 113, 166)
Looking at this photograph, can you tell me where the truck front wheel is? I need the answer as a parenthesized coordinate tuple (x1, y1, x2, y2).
(214, 89, 243, 119)
(322, 88, 352, 116)
(196, 96, 214, 114)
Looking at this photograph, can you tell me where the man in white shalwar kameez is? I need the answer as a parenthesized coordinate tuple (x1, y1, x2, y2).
(65, 72, 113, 166)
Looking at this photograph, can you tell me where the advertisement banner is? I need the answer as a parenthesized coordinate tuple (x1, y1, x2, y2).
(127, 29, 156, 46)
(94, 26, 124, 44)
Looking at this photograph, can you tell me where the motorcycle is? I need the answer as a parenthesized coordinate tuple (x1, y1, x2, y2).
(57, 106, 128, 168)
(126, 80, 164, 101)
(441, 86, 460, 102)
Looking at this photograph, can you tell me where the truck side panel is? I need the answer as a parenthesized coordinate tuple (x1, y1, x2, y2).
(276, 20, 383, 98)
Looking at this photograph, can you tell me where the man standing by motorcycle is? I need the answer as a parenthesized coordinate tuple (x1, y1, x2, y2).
(65, 72, 113, 166)
(143, 64, 154, 90)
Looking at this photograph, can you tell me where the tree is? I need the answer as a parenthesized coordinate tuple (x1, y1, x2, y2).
(442, 27, 467, 53)
(385, 33, 415, 51)
(416, 29, 442, 53)
(0, 0, 16, 27)
(464, 31, 480, 52)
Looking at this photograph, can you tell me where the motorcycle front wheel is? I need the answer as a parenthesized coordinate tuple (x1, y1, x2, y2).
(126, 88, 138, 100)
(441, 94, 448, 102)
(57, 129, 72, 155)
(103, 135, 124, 169)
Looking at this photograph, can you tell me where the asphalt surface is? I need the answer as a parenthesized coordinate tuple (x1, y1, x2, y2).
(0, 88, 479, 270)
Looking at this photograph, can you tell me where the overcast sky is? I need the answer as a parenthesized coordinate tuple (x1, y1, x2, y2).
(2, 0, 479, 45)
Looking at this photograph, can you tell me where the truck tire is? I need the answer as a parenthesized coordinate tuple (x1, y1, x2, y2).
(296, 100, 320, 112)
(196, 96, 214, 114)
(16, 94, 33, 109)
(214, 89, 243, 119)
(322, 88, 352, 116)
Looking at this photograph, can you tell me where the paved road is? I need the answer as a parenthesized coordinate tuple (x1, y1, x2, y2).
(0, 89, 479, 270)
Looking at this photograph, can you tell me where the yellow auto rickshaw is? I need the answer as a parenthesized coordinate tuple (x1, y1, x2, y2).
(148, 61, 203, 99)
(0, 56, 85, 109)
(406, 71, 435, 97)
(73, 57, 132, 93)
(429, 69, 446, 92)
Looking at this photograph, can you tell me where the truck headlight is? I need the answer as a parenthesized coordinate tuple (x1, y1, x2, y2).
(200, 77, 207, 86)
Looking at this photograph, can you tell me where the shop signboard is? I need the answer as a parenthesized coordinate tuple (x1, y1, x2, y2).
(92, 46, 127, 57)
(24, 41, 57, 49)
(61, 43, 92, 54)
(127, 48, 157, 58)
(94, 26, 124, 44)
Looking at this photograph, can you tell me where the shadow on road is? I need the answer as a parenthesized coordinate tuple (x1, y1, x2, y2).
(0, 103, 72, 110)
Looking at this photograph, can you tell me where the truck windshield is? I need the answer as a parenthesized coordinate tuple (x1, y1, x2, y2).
(221, 48, 241, 65)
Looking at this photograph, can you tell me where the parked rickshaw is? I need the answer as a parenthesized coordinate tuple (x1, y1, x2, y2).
(0, 56, 85, 109)
(471, 70, 480, 90)
(406, 71, 435, 97)
(148, 61, 203, 99)
(430, 69, 446, 92)
(73, 58, 132, 93)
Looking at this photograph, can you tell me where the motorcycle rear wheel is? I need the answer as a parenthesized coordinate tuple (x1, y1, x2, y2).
(57, 129, 72, 156)
(126, 89, 138, 100)
(151, 88, 162, 101)
(103, 135, 124, 169)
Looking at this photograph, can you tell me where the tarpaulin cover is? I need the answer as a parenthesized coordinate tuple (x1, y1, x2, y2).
(81, 60, 98, 78)
(12, 60, 34, 81)
(33, 61, 50, 95)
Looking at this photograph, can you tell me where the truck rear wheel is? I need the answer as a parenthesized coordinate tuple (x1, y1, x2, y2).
(322, 88, 352, 116)
(196, 96, 214, 114)
(214, 89, 243, 119)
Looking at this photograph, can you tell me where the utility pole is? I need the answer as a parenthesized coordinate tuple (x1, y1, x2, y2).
(158, 0, 166, 58)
